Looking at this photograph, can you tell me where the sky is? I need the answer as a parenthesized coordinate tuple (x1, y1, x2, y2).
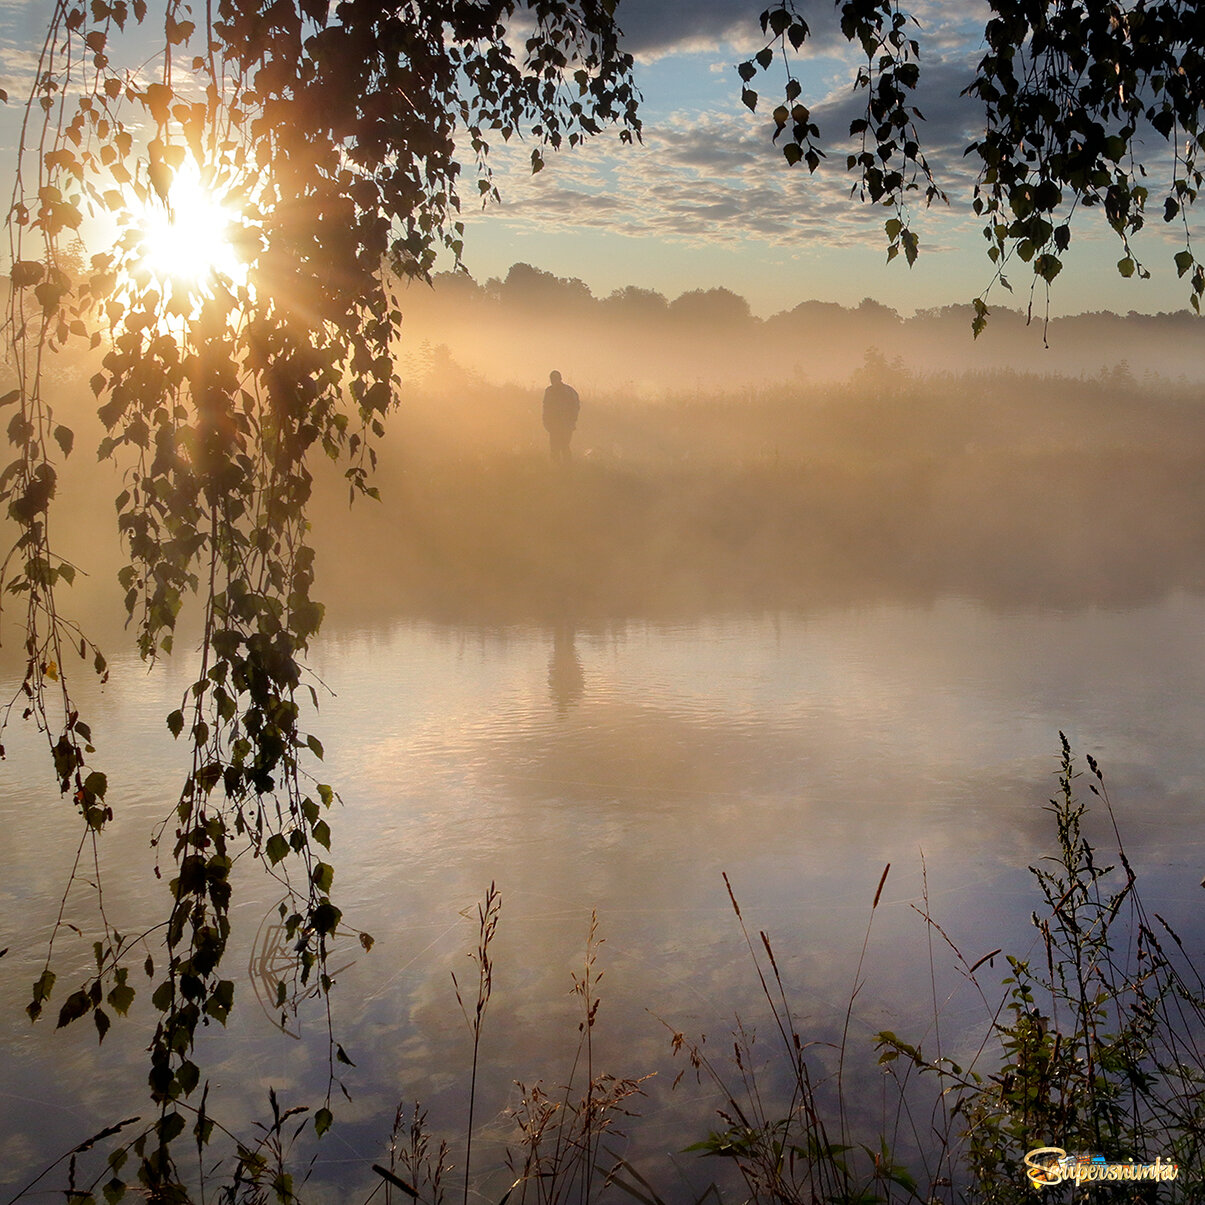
(454, 0, 1205, 318)
(2, 0, 1203, 320)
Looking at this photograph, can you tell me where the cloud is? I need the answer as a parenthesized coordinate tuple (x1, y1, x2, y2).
(468, 43, 997, 256)
(614, 0, 762, 57)
(615, 0, 991, 61)
(0, 41, 49, 93)
(475, 128, 925, 253)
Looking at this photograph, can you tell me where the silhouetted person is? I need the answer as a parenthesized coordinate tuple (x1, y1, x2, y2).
(542, 370, 580, 464)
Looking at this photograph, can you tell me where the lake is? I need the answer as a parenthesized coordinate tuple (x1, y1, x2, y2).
(4, 588, 1205, 1201)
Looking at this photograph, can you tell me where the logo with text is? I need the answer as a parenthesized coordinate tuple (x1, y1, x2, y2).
(1024, 1147, 1179, 1189)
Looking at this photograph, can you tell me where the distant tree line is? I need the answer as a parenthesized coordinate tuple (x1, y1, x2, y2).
(417, 261, 1205, 331)
(397, 262, 1205, 390)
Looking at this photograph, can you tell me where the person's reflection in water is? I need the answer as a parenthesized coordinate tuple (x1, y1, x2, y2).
(548, 619, 585, 716)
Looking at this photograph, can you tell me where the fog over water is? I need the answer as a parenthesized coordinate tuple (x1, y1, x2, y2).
(3, 280, 1205, 1200)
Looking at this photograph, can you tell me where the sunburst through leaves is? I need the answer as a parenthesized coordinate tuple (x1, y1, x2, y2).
(133, 159, 244, 290)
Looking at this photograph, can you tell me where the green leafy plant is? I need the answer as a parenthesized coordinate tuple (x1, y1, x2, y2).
(879, 735, 1205, 1202)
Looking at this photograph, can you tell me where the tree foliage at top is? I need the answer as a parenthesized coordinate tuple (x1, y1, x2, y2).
(739, 0, 1205, 331)
(3, 0, 637, 1193)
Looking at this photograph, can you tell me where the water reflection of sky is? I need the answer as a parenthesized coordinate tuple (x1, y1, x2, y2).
(3, 595, 1205, 1199)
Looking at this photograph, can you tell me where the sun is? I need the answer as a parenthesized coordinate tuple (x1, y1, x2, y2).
(136, 160, 242, 288)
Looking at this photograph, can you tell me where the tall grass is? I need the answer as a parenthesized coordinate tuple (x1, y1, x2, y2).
(451, 881, 501, 1205)
(504, 912, 648, 1205)
(372, 894, 647, 1205)
(664, 868, 917, 1205)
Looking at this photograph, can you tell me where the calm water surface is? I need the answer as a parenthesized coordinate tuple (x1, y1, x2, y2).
(3, 595, 1205, 1199)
